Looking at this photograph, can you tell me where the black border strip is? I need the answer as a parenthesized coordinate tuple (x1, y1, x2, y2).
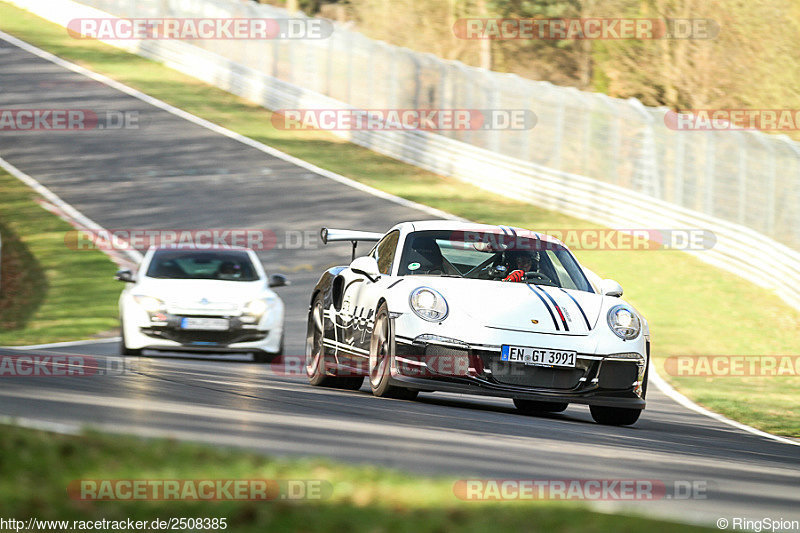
(526, 283, 559, 331)
(558, 287, 591, 330)
(536, 285, 569, 331)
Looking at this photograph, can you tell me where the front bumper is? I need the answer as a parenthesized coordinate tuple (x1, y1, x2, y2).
(393, 337, 648, 409)
(127, 312, 282, 354)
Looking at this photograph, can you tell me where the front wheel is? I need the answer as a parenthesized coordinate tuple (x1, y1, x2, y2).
(589, 405, 642, 426)
(368, 302, 418, 400)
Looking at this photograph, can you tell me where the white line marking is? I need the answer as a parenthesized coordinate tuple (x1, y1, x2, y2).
(1, 337, 120, 350)
(0, 30, 462, 224)
(0, 156, 143, 264)
(1, 30, 797, 448)
(0, 415, 81, 435)
(649, 362, 799, 446)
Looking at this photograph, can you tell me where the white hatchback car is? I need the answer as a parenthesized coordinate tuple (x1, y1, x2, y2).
(117, 246, 286, 362)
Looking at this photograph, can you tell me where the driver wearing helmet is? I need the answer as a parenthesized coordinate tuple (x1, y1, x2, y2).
(218, 261, 242, 279)
(502, 251, 536, 282)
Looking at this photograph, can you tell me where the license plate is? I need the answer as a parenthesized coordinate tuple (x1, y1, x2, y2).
(501, 345, 576, 368)
(180, 317, 230, 331)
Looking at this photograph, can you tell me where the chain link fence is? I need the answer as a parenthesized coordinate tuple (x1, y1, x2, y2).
(68, 0, 800, 251)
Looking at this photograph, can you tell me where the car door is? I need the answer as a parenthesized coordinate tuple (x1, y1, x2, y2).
(337, 230, 400, 370)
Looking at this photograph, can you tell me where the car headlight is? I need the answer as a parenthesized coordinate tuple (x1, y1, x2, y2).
(409, 287, 448, 322)
(607, 305, 641, 340)
(133, 295, 165, 313)
(244, 298, 271, 317)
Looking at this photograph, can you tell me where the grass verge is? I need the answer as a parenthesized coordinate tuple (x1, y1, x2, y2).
(0, 424, 713, 532)
(0, 169, 120, 345)
(0, 3, 798, 435)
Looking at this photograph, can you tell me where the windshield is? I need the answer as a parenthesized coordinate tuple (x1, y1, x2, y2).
(145, 250, 260, 281)
(397, 230, 593, 292)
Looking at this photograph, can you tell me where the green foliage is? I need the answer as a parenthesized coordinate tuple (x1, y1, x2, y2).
(0, 171, 120, 345)
(0, 424, 715, 532)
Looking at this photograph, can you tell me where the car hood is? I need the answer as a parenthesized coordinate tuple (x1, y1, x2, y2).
(134, 278, 267, 313)
(406, 277, 603, 336)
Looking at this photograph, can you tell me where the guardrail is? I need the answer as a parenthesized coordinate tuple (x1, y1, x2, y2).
(7, 0, 800, 311)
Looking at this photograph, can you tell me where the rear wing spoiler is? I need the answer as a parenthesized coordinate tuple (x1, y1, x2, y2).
(320, 227, 384, 260)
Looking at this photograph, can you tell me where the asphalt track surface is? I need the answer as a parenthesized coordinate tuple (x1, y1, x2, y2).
(1, 36, 799, 527)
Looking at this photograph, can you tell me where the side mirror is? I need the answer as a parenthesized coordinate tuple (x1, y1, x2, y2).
(269, 274, 289, 288)
(350, 256, 381, 283)
(600, 279, 623, 297)
(115, 269, 135, 283)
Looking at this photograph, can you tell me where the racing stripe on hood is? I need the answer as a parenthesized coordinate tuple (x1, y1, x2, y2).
(558, 287, 591, 330)
(535, 286, 570, 331)
(526, 283, 560, 331)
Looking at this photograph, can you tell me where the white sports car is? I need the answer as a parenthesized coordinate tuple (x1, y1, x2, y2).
(306, 221, 650, 426)
(117, 246, 286, 362)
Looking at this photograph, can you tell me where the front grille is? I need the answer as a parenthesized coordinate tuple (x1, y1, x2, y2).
(598, 360, 639, 389)
(423, 345, 470, 376)
(423, 345, 468, 357)
(142, 328, 267, 345)
(486, 357, 587, 389)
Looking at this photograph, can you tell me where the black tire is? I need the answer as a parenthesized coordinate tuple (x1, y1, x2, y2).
(253, 351, 276, 364)
(305, 294, 365, 390)
(513, 399, 568, 414)
(334, 376, 366, 390)
(368, 302, 418, 400)
(589, 405, 642, 426)
(119, 319, 142, 356)
(253, 337, 284, 364)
